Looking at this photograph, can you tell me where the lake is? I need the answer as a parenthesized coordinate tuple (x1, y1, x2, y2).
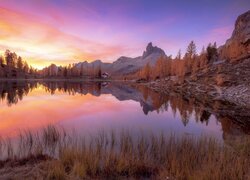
(0, 80, 249, 143)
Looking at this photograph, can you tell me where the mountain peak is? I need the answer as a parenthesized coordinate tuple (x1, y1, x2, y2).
(146, 42, 153, 50)
(142, 42, 165, 58)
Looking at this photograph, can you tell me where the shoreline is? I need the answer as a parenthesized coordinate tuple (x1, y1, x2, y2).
(143, 79, 250, 132)
(0, 78, 138, 83)
(146, 79, 250, 108)
(1, 77, 249, 110)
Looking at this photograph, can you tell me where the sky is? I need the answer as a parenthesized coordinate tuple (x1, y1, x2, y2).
(0, 0, 249, 69)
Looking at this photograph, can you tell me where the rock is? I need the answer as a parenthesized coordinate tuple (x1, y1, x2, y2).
(142, 42, 165, 58)
(136, 78, 148, 83)
(110, 42, 166, 75)
(215, 74, 230, 86)
(220, 10, 250, 61)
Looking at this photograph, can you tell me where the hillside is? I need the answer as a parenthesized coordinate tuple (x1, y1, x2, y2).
(147, 10, 250, 122)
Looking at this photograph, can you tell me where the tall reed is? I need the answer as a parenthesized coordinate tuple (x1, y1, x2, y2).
(0, 126, 249, 179)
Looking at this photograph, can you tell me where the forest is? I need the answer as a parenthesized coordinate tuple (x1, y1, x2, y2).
(135, 41, 219, 81)
(40, 63, 102, 79)
(0, 50, 38, 78)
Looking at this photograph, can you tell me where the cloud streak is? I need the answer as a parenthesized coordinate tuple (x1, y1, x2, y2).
(0, 0, 249, 68)
(0, 7, 130, 68)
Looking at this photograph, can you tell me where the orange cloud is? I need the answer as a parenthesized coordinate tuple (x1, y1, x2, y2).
(0, 7, 127, 69)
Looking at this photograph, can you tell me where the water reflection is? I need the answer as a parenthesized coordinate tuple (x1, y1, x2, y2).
(0, 80, 249, 140)
(0, 81, 38, 106)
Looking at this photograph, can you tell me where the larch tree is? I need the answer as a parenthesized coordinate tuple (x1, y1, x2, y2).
(12, 52, 18, 68)
(155, 57, 165, 78)
(200, 46, 208, 68)
(97, 66, 102, 78)
(176, 49, 182, 60)
(63, 67, 68, 77)
(80, 64, 84, 77)
(17, 56, 23, 70)
(186, 41, 197, 59)
(5, 50, 12, 67)
(0, 56, 4, 65)
(142, 63, 151, 81)
(23, 61, 29, 73)
(67, 64, 72, 77)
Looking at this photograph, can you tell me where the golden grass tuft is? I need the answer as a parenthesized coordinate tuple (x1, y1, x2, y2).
(0, 126, 249, 179)
(47, 161, 66, 180)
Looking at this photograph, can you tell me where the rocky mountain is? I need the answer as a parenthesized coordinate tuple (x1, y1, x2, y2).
(142, 42, 165, 58)
(75, 42, 166, 75)
(75, 60, 111, 71)
(220, 10, 250, 61)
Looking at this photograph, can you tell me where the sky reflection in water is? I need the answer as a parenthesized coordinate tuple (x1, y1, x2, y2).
(0, 81, 247, 142)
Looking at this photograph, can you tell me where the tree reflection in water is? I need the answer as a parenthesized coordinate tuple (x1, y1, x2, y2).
(0, 80, 249, 139)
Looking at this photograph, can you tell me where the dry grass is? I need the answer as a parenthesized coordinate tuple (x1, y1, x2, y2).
(0, 126, 249, 179)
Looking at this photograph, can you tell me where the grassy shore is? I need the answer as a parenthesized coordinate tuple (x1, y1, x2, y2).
(0, 126, 249, 179)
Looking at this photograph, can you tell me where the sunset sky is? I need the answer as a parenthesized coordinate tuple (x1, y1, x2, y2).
(0, 0, 249, 69)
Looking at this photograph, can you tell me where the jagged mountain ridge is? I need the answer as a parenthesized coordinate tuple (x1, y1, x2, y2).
(75, 42, 166, 75)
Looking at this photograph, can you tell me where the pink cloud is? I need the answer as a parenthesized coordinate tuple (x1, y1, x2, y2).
(0, 7, 131, 68)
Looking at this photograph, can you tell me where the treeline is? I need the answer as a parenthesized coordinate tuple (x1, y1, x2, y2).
(137, 41, 218, 80)
(41, 63, 102, 78)
(0, 50, 38, 78)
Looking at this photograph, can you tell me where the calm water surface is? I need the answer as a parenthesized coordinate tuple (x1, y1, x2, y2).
(0, 81, 249, 142)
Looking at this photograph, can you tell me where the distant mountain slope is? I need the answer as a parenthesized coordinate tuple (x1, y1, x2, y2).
(75, 42, 166, 75)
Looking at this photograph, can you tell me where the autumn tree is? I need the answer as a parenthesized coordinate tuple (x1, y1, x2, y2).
(63, 67, 68, 77)
(199, 46, 208, 68)
(0, 56, 4, 65)
(177, 60, 186, 77)
(71, 65, 80, 77)
(141, 63, 151, 80)
(186, 41, 197, 59)
(5, 50, 12, 67)
(0, 56, 3, 77)
(4, 50, 19, 68)
(155, 57, 165, 78)
(97, 66, 102, 78)
(29, 66, 35, 74)
(23, 61, 29, 73)
(67, 64, 72, 77)
(12, 52, 17, 68)
(17, 56, 23, 70)
(182, 41, 197, 75)
(80, 64, 84, 77)
(176, 49, 182, 60)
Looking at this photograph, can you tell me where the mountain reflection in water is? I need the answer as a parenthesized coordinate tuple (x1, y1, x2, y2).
(0, 80, 249, 141)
